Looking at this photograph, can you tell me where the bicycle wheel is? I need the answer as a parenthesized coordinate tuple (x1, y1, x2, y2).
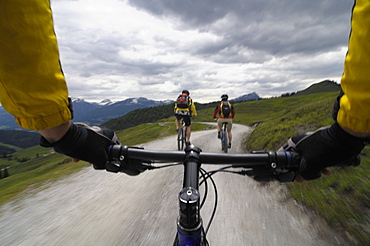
(222, 127, 228, 153)
(177, 127, 185, 151)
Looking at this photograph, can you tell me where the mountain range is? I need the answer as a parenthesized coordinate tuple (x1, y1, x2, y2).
(0, 80, 341, 131)
(72, 97, 173, 125)
(0, 93, 260, 130)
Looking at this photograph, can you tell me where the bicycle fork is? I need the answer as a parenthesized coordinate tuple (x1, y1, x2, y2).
(176, 146, 203, 246)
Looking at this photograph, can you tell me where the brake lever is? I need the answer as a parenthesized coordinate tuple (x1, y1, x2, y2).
(107, 145, 152, 175)
(240, 167, 296, 182)
(245, 150, 301, 183)
(105, 161, 121, 173)
(274, 170, 296, 183)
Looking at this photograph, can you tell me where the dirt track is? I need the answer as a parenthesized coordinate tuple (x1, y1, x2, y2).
(0, 123, 347, 245)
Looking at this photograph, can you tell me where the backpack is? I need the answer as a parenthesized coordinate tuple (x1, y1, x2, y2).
(177, 95, 189, 109)
(220, 101, 231, 118)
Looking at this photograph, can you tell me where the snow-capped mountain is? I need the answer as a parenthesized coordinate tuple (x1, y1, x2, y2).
(99, 99, 115, 106)
(231, 92, 261, 102)
(72, 97, 172, 125)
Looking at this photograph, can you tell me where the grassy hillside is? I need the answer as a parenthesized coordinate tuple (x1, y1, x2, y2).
(0, 145, 90, 205)
(0, 143, 22, 156)
(241, 92, 337, 150)
(294, 80, 340, 96)
(115, 122, 214, 146)
(195, 91, 336, 134)
(0, 130, 40, 154)
(235, 92, 369, 245)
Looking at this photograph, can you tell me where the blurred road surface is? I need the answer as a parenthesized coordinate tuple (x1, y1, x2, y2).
(0, 123, 347, 245)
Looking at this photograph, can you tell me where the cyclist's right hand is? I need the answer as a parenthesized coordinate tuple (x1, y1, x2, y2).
(279, 123, 365, 181)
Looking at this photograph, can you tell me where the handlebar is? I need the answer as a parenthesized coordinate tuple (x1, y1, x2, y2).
(105, 144, 360, 245)
(107, 145, 302, 182)
(127, 144, 289, 243)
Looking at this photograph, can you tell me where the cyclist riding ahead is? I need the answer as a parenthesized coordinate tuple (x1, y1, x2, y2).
(174, 90, 197, 147)
(212, 94, 235, 149)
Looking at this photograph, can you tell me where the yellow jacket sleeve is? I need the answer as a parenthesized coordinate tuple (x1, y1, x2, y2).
(189, 98, 197, 116)
(337, 0, 370, 133)
(0, 0, 71, 131)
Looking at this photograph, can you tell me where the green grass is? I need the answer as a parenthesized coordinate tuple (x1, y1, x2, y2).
(287, 152, 370, 244)
(241, 92, 369, 245)
(0, 142, 22, 153)
(116, 121, 214, 146)
(0, 145, 52, 170)
(232, 93, 337, 151)
(0, 153, 89, 206)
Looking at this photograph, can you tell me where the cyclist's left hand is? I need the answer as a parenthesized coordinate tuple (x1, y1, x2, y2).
(40, 122, 120, 170)
(279, 123, 365, 181)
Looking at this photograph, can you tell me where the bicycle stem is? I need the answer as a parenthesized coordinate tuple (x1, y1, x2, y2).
(177, 146, 203, 244)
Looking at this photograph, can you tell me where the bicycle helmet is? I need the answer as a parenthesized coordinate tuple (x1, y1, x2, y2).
(182, 90, 190, 96)
(221, 94, 228, 101)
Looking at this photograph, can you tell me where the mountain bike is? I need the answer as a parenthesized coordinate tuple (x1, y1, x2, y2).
(177, 119, 186, 151)
(220, 122, 228, 153)
(107, 144, 304, 245)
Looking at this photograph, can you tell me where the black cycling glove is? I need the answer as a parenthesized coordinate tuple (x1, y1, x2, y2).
(279, 122, 366, 180)
(40, 122, 120, 170)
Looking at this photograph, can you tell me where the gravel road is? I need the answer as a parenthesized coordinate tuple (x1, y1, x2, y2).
(0, 123, 347, 245)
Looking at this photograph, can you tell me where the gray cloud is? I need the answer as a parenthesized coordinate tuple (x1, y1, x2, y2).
(128, 0, 352, 57)
(49, 0, 353, 103)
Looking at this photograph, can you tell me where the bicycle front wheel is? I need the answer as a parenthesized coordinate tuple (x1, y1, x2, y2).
(177, 127, 185, 151)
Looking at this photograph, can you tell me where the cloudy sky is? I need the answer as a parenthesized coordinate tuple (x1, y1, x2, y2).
(50, 0, 353, 103)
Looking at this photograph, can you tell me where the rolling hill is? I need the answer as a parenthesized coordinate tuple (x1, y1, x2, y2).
(0, 130, 40, 154)
(294, 80, 340, 96)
